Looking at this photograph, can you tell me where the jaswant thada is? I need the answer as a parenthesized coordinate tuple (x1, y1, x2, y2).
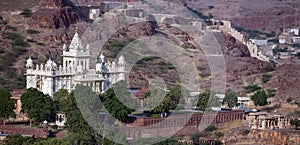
(25, 30, 126, 96)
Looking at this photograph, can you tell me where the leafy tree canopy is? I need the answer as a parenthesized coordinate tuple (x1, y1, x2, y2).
(63, 85, 126, 145)
(62, 90, 98, 145)
(54, 89, 70, 102)
(243, 84, 261, 93)
(144, 84, 188, 114)
(290, 119, 300, 130)
(53, 89, 70, 113)
(251, 90, 268, 106)
(0, 89, 16, 125)
(21, 88, 56, 123)
(196, 92, 220, 111)
(101, 81, 134, 121)
(223, 92, 238, 108)
(5, 135, 34, 145)
(5, 135, 67, 145)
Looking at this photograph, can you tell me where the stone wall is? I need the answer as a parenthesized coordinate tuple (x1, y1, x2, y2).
(214, 20, 269, 62)
(125, 110, 245, 127)
(120, 110, 245, 139)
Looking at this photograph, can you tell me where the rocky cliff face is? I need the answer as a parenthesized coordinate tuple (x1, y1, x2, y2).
(226, 130, 300, 145)
(31, 0, 89, 29)
(214, 32, 250, 57)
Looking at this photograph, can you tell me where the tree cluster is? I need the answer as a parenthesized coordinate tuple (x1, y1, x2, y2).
(250, 90, 268, 106)
(144, 84, 188, 114)
(21, 88, 56, 125)
(100, 81, 134, 121)
(196, 92, 221, 111)
(0, 89, 16, 125)
(5, 135, 67, 145)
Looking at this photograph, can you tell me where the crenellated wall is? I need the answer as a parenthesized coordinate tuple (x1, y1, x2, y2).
(214, 20, 269, 62)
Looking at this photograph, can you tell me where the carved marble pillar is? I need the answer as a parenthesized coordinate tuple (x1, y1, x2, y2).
(262, 120, 266, 129)
(101, 81, 104, 92)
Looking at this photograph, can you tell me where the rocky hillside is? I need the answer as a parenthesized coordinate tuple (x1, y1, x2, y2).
(70, 0, 300, 34)
(95, 16, 274, 95)
(31, 0, 90, 29)
(185, 0, 300, 34)
(0, 0, 90, 90)
(0, 0, 40, 11)
(0, 0, 300, 108)
(266, 64, 300, 102)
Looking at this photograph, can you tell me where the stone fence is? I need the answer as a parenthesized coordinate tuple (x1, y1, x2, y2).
(119, 110, 245, 139)
(124, 110, 245, 128)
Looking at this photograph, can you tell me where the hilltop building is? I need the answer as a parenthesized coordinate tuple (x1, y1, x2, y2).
(25, 31, 126, 97)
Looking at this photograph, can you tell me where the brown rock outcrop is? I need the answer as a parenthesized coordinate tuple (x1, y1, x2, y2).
(214, 32, 250, 57)
(31, 0, 89, 29)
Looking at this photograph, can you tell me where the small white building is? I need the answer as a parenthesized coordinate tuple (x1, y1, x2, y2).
(279, 35, 286, 44)
(279, 52, 291, 59)
(89, 9, 100, 20)
(237, 97, 251, 107)
(56, 113, 67, 127)
(250, 39, 268, 46)
(292, 37, 300, 44)
(290, 29, 299, 35)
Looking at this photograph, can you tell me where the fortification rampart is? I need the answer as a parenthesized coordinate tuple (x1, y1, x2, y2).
(212, 20, 269, 62)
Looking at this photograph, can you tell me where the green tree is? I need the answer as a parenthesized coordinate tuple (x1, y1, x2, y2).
(21, 88, 56, 126)
(53, 89, 70, 102)
(63, 91, 98, 145)
(261, 74, 272, 83)
(0, 89, 16, 125)
(290, 119, 300, 130)
(251, 90, 268, 106)
(53, 89, 70, 112)
(20, 9, 32, 17)
(287, 98, 293, 103)
(101, 85, 134, 121)
(191, 132, 210, 144)
(168, 84, 188, 106)
(33, 138, 68, 145)
(64, 85, 126, 145)
(223, 92, 238, 108)
(144, 84, 188, 113)
(243, 84, 261, 93)
(144, 89, 166, 113)
(196, 92, 220, 111)
(205, 125, 217, 132)
(215, 132, 224, 138)
(5, 134, 34, 145)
